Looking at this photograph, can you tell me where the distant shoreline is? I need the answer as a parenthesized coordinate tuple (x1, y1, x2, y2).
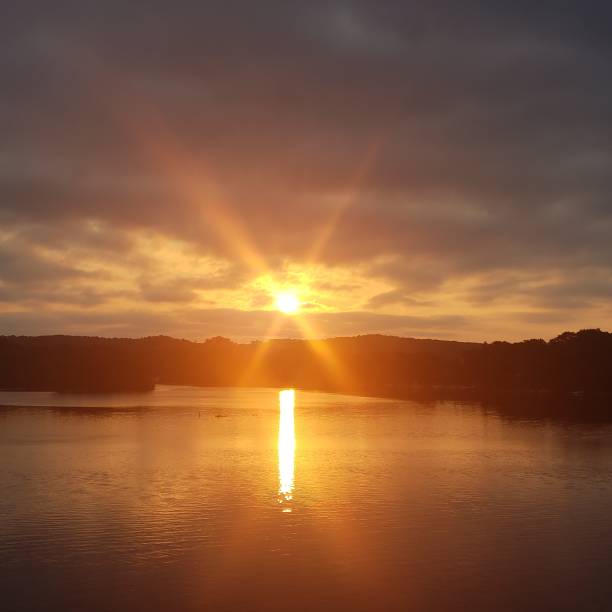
(1, 331, 611, 414)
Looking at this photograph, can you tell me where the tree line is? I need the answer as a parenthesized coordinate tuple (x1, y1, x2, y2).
(0, 329, 610, 397)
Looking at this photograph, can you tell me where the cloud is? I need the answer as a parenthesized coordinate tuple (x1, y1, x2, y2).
(1, 2, 611, 339)
(0, 306, 469, 341)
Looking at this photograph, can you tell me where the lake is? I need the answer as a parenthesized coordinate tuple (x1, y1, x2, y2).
(1, 385, 612, 611)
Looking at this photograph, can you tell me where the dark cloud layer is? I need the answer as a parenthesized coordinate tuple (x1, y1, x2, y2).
(1, 2, 611, 338)
(0, 307, 467, 341)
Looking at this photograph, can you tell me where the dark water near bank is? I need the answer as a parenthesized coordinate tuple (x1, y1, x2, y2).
(1, 386, 612, 611)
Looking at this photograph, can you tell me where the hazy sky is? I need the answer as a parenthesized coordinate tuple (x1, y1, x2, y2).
(1, 2, 611, 341)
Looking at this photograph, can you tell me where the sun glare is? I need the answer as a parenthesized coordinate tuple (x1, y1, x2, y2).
(275, 292, 300, 314)
(278, 389, 295, 510)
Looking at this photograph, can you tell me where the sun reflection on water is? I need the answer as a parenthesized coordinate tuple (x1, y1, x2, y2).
(278, 389, 295, 512)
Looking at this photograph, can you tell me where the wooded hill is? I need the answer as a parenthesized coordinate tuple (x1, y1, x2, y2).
(1, 329, 610, 397)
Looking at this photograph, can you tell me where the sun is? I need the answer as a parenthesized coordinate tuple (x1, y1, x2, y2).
(275, 292, 300, 314)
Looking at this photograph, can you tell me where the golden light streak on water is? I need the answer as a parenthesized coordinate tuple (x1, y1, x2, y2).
(278, 389, 295, 512)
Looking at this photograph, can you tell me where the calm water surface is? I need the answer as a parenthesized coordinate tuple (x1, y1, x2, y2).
(1, 386, 612, 611)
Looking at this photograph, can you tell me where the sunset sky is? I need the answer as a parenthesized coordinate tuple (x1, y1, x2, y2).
(2, 2, 611, 341)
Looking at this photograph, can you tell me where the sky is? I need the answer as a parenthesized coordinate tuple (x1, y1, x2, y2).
(1, 1, 611, 341)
